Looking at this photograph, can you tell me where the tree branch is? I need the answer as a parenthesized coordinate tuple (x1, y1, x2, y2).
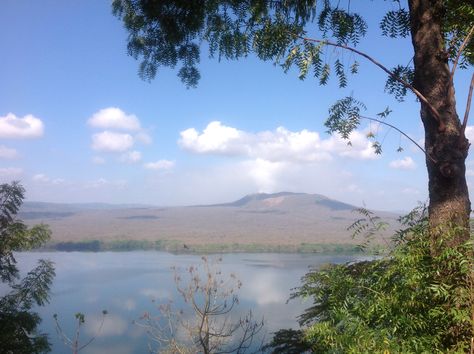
(451, 26, 474, 77)
(360, 115, 437, 164)
(301, 36, 445, 131)
(462, 73, 474, 135)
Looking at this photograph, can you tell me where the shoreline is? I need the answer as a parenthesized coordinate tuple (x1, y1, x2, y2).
(36, 239, 382, 255)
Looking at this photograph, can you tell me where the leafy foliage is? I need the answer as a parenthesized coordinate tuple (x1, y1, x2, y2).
(385, 65, 415, 102)
(348, 207, 389, 253)
(380, 9, 410, 38)
(112, 0, 366, 88)
(444, 0, 474, 67)
(112, 0, 474, 159)
(266, 208, 474, 353)
(325, 96, 365, 139)
(0, 182, 55, 354)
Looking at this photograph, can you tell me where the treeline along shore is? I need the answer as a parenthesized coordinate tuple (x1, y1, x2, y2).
(41, 239, 379, 254)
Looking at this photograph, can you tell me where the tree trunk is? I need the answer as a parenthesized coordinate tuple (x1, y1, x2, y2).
(408, 0, 471, 250)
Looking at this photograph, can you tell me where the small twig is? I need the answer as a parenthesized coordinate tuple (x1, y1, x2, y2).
(360, 115, 437, 164)
(462, 73, 474, 135)
(302, 36, 445, 131)
(78, 314, 107, 351)
(451, 26, 474, 77)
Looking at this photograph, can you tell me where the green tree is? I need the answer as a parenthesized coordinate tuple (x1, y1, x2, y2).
(112, 0, 474, 248)
(265, 207, 473, 352)
(0, 182, 55, 354)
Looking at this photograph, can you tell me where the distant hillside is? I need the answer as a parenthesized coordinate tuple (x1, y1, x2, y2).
(20, 193, 399, 248)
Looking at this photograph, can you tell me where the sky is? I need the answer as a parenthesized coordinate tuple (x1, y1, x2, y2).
(0, 0, 473, 211)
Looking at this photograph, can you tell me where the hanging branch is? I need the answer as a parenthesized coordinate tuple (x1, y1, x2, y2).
(461, 73, 474, 135)
(451, 25, 474, 77)
(360, 114, 437, 164)
(301, 36, 445, 131)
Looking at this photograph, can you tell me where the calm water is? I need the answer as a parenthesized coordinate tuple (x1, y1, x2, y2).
(14, 252, 360, 354)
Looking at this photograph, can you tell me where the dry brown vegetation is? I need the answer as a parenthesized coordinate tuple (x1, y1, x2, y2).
(21, 193, 398, 248)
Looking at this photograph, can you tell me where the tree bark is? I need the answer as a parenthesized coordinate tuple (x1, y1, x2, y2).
(408, 0, 471, 249)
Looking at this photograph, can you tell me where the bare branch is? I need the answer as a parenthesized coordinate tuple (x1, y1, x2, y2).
(451, 26, 474, 77)
(302, 36, 445, 131)
(360, 115, 437, 164)
(462, 73, 474, 136)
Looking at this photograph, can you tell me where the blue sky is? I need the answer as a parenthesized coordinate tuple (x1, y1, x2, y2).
(0, 0, 472, 211)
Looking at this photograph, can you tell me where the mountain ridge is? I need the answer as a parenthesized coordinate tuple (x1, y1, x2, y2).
(20, 192, 399, 247)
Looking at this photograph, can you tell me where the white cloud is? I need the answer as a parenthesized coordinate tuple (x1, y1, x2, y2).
(88, 107, 141, 131)
(466, 169, 474, 177)
(144, 160, 175, 171)
(241, 271, 286, 305)
(32, 173, 65, 185)
(120, 150, 142, 163)
(389, 156, 416, 170)
(323, 131, 379, 160)
(0, 167, 22, 179)
(0, 113, 44, 139)
(92, 156, 106, 165)
(0, 145, 19, 159)
(179, 121, 378, 162)
(465, 126, 474, 143)
(244, 159, 288, 192)
(85, 178, 127, 189)
(91, 131, 134, 152)
(180, 121, 244, 154)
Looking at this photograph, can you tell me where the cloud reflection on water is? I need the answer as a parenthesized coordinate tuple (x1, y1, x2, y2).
(15, 251, 358, 353)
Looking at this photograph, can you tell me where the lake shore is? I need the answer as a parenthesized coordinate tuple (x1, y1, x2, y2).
(39, 239, 381, 254)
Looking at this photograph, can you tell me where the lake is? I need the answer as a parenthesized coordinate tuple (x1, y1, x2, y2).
(14, 252, 361, 353)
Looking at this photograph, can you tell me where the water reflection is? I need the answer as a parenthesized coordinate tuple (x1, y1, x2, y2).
(15, 252, 358, 354)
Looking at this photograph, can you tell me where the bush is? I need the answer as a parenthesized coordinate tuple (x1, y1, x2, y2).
(267, 207, 473, 353)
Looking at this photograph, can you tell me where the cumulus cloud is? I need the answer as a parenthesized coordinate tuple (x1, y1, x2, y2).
(91, 131, 134, 152)
(179, 121, 378, 162)
(144, 160, 175, 171)
(322, 132, 378, 160)
(465, 126, 474, 143)
(180, 121, 244, 154)
(0, 146, 19, 159)
(119, 150, 142, 163)
(88, 107, 141, 131)
(389, 156, 416, 170)
(32, 173, 65, 185)
(243, 159, 288, 192)
(0, 167, 22, 179)
(0, 113, 44, 139)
